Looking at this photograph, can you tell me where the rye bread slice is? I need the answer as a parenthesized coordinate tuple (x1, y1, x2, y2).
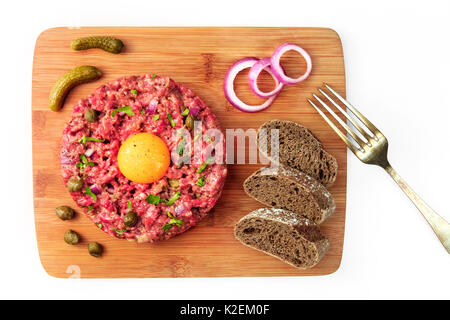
(243, 166, 335, 224)
(258, 119, 338, 187)
(234, 208, 329, 269)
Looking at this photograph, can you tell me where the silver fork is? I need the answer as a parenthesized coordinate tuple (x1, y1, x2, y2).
(308, 84, 450, 254)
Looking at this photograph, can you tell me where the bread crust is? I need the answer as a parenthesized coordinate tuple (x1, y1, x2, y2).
(234, 208, 329, 269)
(244, 165, 336, 224)
(258, 119, 338, 187)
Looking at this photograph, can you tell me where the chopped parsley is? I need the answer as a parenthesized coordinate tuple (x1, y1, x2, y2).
(111, 105, 135, 117)
(114, 229, 128, 235)
(193, 134, 201, 142)
(162, 211, 184, 232)
(195, 177, 206, 187)
(81, 204, 94, 211)
(96, 223, 102, 229)
(152, 73, 156, 80)
(181, 108, 189, 116)
(76, 154, 95, 170)
(165, 191, 181, 206)
(154, 114, 160, 121)
(139, 109, 145, 115)
(146, 192, 181, 206)
(127, 200, 132, 209)
(80, 154, 88, 163)
(176, 137, 185, 155)
(130, 89, 138, 97)
(83, 186, 97, 202)
(78, 136, 105, 145)
(145, 194, 161, 205)
(197, 157, 215, 174)
(167, 113, 175, 127)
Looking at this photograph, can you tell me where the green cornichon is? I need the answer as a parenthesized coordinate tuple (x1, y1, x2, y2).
(49, 66, 102, 112)
(71, 36, 124, 54)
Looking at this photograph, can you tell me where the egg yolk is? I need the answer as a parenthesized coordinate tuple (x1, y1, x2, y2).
(117, 132, 170, 184)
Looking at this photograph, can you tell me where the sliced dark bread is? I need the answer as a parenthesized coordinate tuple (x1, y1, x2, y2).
(234, 208, 329, 269)
(243, 165, 335, 224)
(258, 119, 338, 187)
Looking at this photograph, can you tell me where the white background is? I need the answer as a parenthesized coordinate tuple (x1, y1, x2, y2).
(0, 0, 449, 300)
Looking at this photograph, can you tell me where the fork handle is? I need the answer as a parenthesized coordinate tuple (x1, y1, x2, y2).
(384, 165, 450, 253)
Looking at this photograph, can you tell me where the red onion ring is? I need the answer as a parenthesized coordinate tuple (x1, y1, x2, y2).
(270, 43, 312, 85)
(248, 58, 284, 98)
(224, 57, 278, 113)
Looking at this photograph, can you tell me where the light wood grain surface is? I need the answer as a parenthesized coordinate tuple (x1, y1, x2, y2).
(32, 27, 346, 278)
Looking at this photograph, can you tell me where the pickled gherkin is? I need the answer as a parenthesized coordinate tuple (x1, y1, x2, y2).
(71, 36, 124, 54)
(49, 66, 102, 112)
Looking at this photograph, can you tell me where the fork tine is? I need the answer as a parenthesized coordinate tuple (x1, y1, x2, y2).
(324, 83, 380, 137)
(318, 88, 373, 143)
(312, 93, 366, 148)
(307, 99, 361, 155)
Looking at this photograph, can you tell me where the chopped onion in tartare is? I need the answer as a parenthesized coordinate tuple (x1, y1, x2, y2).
(147, 99, 158, 114)
(188, 106, 200, 117)
(90, 184, 101, 195)
(224, 43, 312, 112)
(175, 203, 187, 216)
(84, 148, 94, 157)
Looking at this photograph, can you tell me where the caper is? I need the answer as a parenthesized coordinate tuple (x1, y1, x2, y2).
(64, 230, 80, 245)
(185, 114, 195, 130)
(67, 177, 83, 192)
(56, 206, 75, 220)
(88, 242, 103, 258)
(84, 108, 98, 122)
(168, 178, 180, 188)
(123, 211, 138, 227)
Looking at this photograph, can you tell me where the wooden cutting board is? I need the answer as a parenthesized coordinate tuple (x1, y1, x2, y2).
(32, 27, 346, 278)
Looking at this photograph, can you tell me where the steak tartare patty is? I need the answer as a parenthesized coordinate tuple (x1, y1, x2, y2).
(61, 74, 227, 243)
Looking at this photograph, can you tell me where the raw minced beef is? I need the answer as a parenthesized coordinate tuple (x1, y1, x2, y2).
(61, 74, 227, 243)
